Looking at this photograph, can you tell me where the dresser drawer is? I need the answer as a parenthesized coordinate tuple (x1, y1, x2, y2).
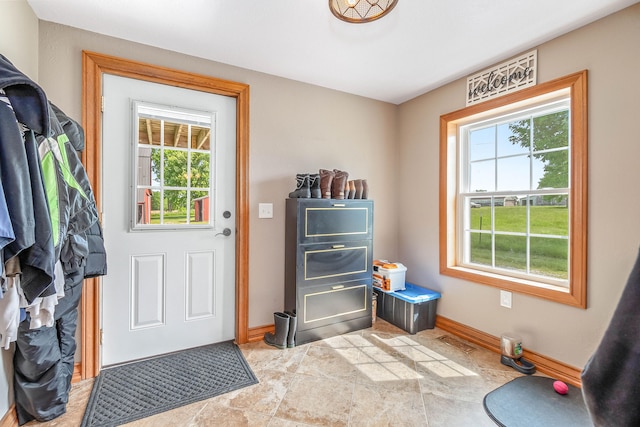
(299, 279, 372, 329)
(298, 241, 371, 285)
(296, 200, 373, 243)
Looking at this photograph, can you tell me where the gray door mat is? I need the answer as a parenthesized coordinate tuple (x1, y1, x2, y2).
(81, 340, 258, 427)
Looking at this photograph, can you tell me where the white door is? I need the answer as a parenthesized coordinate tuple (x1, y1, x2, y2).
(101, 74, 236, 366)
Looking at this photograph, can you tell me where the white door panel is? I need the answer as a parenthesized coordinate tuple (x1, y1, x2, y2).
(101, 74, 236, 366)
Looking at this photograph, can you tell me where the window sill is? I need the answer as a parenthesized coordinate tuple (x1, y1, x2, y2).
(441, 264, 585, 308)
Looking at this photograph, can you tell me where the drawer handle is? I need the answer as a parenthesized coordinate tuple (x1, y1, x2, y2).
(332, 285, 345, 290)
(332, 203, 346, 207)
(332, 245, 345, 249)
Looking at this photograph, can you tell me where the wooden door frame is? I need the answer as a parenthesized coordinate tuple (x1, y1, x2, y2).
(80, 51, 250, 379)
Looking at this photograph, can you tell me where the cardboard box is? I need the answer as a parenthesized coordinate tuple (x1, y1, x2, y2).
(372, 260, 407, 291)
(374, 283, 441, 334)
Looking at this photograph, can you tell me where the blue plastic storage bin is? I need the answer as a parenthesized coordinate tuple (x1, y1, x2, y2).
(374, 283, 441, 334)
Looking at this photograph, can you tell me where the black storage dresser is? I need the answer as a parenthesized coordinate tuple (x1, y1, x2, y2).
(285, 198, 373, 344)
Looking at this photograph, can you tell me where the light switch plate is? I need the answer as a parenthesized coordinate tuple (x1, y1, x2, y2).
(500, 290, 512, 308)
(258, 203, 273, 219)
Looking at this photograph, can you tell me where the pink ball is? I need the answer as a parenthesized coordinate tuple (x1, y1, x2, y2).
(553, 380, 569, 395)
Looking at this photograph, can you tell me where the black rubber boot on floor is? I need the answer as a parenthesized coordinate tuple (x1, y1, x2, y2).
(285, 311, 297, 348)
(264, 312, 290, 349)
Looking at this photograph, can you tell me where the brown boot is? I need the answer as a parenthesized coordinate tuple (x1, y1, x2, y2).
(345, 180, 352, 199)
(332, 170, 348, 199)
(349, 180, 357, 199)
(319, 169, 335, 199)
(354, 179, 363, 199)
(361, 179, 369, 199)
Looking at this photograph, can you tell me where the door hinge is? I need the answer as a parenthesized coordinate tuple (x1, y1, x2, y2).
(101, 96, 104, 112)
(100, 329, 103, 345)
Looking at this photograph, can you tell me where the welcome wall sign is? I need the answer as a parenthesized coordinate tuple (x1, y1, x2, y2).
(466, 50, 537, 106)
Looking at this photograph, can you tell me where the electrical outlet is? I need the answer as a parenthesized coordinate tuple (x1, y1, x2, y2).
(500, 290, 512, 308)
(258, 203, 273, 219)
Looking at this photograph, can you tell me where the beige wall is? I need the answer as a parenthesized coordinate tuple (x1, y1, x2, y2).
(36, 22, 399, 329)
(0, 0, 38, 80)
(0, 0, 39, 417)
(398, 3, 640, 368)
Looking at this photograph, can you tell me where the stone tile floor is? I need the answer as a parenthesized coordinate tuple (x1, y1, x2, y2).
(26, 319, 523, 426)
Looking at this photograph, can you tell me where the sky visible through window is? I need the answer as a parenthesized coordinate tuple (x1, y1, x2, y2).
(468, 122, 546, 193)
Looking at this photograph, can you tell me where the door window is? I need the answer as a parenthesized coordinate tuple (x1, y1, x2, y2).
(132, 101, 214, 229)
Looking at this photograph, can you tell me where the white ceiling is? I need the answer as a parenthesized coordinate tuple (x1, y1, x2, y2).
(27, 0, 638, 104)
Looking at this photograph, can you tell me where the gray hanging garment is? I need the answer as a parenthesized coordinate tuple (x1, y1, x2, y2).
(582, 248, 640, 426)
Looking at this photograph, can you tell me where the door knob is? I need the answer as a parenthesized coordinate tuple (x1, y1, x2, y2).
(216, 228, 232, 237)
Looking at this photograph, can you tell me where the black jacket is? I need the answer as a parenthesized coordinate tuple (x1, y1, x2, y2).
(0, 54, 56, 302)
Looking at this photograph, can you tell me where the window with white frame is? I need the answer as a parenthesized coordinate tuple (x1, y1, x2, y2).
(440, 71, 587, 307)
(132, 101, 215, 230)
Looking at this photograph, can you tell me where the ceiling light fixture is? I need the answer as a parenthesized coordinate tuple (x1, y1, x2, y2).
(329, 0, 399, 24)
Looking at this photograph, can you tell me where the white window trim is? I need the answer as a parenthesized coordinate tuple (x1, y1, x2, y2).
(457, 98, 570, 288)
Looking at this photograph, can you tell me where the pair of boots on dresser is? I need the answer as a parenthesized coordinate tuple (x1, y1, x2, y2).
(319, 169, 368, 200)
(264, 311, 297, 349)
(288, 173, 321, 198)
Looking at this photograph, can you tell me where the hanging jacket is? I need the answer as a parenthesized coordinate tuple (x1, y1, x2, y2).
(82, 221, 107, 278)
(49, 103, 106, 277)
(0, 176, 15, 253)
(37, 103, 98, 267)
(0, 110, 16, 284)
(0, 55, 56, 303)
(0, 95, 35, 286)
